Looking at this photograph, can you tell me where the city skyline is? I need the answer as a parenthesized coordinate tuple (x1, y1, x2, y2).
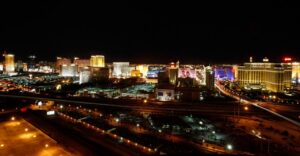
(1, 2, 300, 155)
(0, 51, 297, 65)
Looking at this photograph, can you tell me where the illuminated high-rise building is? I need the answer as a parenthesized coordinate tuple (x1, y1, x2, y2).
(238, 58, 292, 92)
(0, 63, 3, 72)
(112, 62, 130, 78)
(136, 64, 149, 78)
(74, 57, 90, 72)
(130, 69, 141, 77)
(168, 62, 178, 85)
(22, 63, 28, 72)
(90, 55, 105, 67)
(60, 64, 78, 77)
(195, 65, 206, 85)
(291, 62, 300, 84)
(56, 57, 71, 72)
(282, 57, 299, 85)
(3, 53, 15, 73)
(79, 67, 91, 84)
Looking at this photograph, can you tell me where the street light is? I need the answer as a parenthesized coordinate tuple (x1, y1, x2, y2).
(244, 106, 249, 111)
(226, 144, 233, 150)
(11, 116, 15, 121)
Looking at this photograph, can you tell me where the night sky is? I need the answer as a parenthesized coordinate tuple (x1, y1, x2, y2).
(1, 1, 300, 64)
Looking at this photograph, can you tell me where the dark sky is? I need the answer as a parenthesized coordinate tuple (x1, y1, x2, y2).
(1, 1, 300, 64)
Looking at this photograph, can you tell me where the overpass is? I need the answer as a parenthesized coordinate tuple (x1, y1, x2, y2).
(215, 83, 300, 127)
(0, 94, 259, 116)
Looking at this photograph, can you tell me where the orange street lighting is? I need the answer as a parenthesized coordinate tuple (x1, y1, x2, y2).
(244, 106, 249, 111)
(0, 144, 4, 148)
(25, 128, 28, 132)
(11, 116, 15, 121)
(45, 144, 49, 148)
(143, 99, 148, 104)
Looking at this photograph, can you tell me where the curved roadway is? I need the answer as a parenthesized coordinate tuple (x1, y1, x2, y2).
(215, 83, 300, 127)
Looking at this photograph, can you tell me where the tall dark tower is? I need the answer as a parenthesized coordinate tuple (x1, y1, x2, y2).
(296, 73, 299, 85)
(28, 55, 37, 70)
(206, 66, 215, 90)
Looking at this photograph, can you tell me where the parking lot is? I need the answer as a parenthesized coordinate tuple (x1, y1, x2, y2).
(0, 116, 74, 156)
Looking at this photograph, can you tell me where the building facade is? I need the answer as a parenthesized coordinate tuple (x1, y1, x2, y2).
(90, 67, 109, 80)
(4, 54, 15, 73)
(56, 57, 71, 72)
(60, 64, 78, 77)
(79, 67, 91, 84)
(291, 62, 300, 84)
(135, 64, 149, 78)
(74, 58, 90, 72)
(205, 66, 215, 90)
(238, 62, 292, 92)
(90, 55, 105, 67)
(112, 62, 130, 78)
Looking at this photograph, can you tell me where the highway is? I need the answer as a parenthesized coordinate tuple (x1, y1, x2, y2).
(22, 110, 138, 156)
(0, 94, 266, 116)
(215, 83, 300, 127)
(1, 93, 295, 155)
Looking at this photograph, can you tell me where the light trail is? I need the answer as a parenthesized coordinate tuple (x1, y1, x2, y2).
(215, 83, 300, 127)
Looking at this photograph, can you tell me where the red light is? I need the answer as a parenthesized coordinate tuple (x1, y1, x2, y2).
(21, 107, 27, 113)
(284, 57, 292, 61)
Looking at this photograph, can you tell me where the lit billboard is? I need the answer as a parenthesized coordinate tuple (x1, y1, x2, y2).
(178, 68, 196, 78)
(147, 66, 165, 78)
(215, 66, 235, 81)
(195, 68, 206, 85)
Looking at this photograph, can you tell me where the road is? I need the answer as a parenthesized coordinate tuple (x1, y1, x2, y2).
(22, 110, 138, 156)
(0, 94, 265, 116)
(215, 82, 300, 127)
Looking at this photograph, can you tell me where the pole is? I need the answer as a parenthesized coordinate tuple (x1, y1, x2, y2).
(238, 94, 240, 122)
(267, 139, 270, 154)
